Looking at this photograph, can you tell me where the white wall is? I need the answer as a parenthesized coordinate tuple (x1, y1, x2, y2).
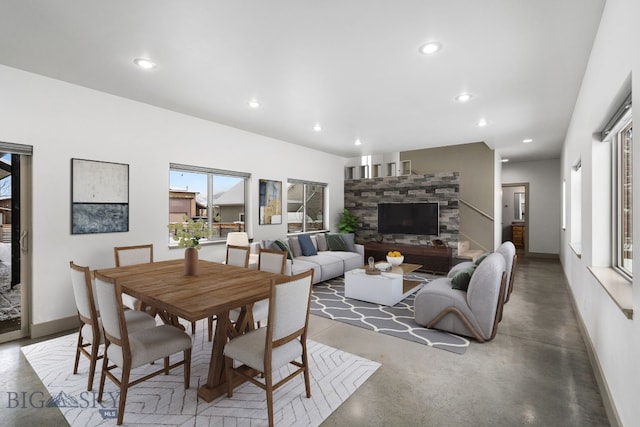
(502, 158, 561, 255)
(560, 0, 639, 425)
(0, 65, 346, 328)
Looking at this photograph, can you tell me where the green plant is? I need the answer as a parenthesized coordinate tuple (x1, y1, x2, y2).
(338, 208, 359, 234)
(167, 215, 211, 249)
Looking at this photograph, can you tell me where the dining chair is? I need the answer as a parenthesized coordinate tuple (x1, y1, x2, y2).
(223, 270, 314, 427)
(113, 244, 154, 311)
(94, 271, 192, 426)
(246, 248, 288, 327)
(69, 261, 157, 391)
(115, 244, 197, 334)
(207, 244, 251, 341)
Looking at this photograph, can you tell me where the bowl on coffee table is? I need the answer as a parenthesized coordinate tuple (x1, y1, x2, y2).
(386, 255, 404, 266)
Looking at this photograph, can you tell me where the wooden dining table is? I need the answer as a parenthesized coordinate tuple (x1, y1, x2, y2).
(96, 258, 288, 402)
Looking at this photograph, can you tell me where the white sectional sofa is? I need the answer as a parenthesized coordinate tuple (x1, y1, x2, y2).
(250, 233, 364, 284)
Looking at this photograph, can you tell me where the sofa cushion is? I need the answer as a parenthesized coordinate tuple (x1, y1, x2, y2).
(274, 238, 294, 260)
(296, 253, 344, 282)
(327, 233, 348, 251)
(298, 234, 318, 256)
(288, 237, 303, 257)
(316, 233, 328, 251)
(451, 265, 476, 291)
(289, 259, 322, 284)
(321, 250, 363, 272)
(341, 233, 357, 252)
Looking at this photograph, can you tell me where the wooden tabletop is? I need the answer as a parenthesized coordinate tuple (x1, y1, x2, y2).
(96, 259, 287, 322)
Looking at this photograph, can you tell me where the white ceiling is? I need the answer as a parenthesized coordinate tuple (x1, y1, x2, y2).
(0, 1, 605, 161)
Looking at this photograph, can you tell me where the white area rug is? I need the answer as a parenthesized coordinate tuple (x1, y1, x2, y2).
(22, 320, 380, 426)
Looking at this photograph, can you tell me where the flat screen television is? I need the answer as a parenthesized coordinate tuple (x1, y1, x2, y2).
(377, 202, 439, 235)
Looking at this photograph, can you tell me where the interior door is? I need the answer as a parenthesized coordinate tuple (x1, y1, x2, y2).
(0, 143, 32, 343)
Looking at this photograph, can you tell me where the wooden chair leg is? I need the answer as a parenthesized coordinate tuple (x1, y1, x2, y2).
(191, 321, 196, 335)
(73, 332, 82, 374)
(184, 348, 191, 389)
(302, 344, 311, 398)
(87, 342, 100, 391)
(117, 365, 131, 426)
(97, 349, 109, 402)
(225, 356, 234, 397)
(164, 356, 170, 374)
(265, 370, 274, 427)
(208, 316, 214, 341)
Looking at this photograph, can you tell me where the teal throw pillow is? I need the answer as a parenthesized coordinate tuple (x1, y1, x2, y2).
(451, 266, 476, 291)
(298, 234, 318, 256)
(474, 252, 490, 266)
(327, 233, 348, 251)
(274, 238, 294, 260)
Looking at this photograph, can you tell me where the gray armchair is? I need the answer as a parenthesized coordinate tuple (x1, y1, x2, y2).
(414, 252, 506, 342)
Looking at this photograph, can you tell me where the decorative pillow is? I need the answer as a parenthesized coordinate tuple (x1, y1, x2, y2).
(274, 238, 294, 260)
(451, 266, 476, 291)
(288, 237, 303, 258)
(262, 239, 276, 250)
(316, 233, 328, 252)
(474, 252, 491, 266)
(341, 233, 357, 252)
(298, 234, 318, 256)
(327, 233, 348, 251)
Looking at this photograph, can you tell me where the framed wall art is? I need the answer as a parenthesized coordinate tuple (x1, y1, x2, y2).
(71, 158, 129, 234)
(258, 179, 282, 225)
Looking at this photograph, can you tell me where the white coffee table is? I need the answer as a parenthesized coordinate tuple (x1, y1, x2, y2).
(344, 263, 424, 306)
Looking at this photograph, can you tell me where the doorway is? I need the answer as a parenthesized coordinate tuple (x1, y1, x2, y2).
(0, 143, 32, 343)
(502, 183, 529, 255)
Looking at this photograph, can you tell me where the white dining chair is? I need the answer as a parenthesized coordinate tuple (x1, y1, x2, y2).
(94, 271, 192, 426)
(245, 248, 288, 327)
(223, 270, 314, 427)
(114, 244, 154, 311)
(70, 261, 156, 391)
(207, 244, 251, 341)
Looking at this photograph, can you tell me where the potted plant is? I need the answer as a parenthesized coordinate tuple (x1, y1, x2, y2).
(338, 208, 359, 234)
(168, 215, 211, 275)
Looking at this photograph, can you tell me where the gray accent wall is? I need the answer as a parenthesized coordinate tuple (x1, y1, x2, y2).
(344, 172, 459, 255)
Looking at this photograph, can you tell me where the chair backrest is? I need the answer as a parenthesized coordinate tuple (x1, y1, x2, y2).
(267, 270, 314, 343)
(226, 232, 250, 247)
(94, 272, 128, 345)
(226, 244, 250, 267)
(496, 241, 517, 302)
(114, 244, 153, 267)
(466, 253, 506, 340)
(258, 248, 287, 274)
(69, 261, 98, 323)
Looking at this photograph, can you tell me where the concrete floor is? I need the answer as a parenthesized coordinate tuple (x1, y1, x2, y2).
(0, 257, 610, 426)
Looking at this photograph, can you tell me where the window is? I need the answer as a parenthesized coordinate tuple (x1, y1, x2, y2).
(611, 110, 633, 276)
(169, 163, 249, 245)
(287, 180, 327, 233)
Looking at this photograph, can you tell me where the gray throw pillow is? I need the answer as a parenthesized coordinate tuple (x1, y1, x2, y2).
(341, 233, 357, 252)
(298, 234, 318, 256)
(316, 233, 328, 252)
(288, 237, 303, 258)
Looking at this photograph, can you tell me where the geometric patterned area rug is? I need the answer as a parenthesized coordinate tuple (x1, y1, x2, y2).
(21, 319, 380, 426)
(311, 277, 470, 355)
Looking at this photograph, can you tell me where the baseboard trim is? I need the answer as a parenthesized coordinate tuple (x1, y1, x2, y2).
(564, 278, 622, 427)
(30, 315, 77, 339)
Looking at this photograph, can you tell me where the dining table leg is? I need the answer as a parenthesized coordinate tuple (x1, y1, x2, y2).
(197, 307, 259, 402)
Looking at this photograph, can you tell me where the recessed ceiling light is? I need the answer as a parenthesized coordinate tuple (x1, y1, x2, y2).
(419, 42, 442, 55)
(476, 118, 488, 127)
(133, 58, 157, 70)
(455, 93, 472, 103)
(313, 123, 322, 132)
(248, 99, 261, 109)
(501, 158, 510, 163)
(522, 138, 533, 143)
(355, 139, 362, 146)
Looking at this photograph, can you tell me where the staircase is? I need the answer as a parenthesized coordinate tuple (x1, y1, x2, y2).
(457, 240, 484, 262)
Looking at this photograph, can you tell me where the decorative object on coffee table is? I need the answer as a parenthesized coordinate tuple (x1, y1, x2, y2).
(386, 251, 404, 266)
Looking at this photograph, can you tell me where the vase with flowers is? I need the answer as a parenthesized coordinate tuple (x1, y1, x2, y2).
(168, 215, 210, 276)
